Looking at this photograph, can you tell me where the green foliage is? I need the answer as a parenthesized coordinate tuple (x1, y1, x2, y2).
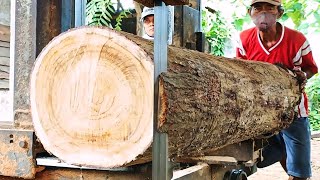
(281, 0, 306, 27)
(232, 15, 251, 31)
(228, 0, 252, 31)
(306, 74, 320, 131)
(114, 10, 131, 31)
(86, 0, 115, 27)
(86, 0, 131, 30)
(281, 0, 320, 33)
(202, 8, 231, 56)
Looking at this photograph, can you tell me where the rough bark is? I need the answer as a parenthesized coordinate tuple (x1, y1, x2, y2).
(158, 50, 300, 157)
(31, 27, 300, 168)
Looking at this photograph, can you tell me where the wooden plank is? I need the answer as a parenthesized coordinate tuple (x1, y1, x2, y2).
(0, 41, 10, 48)
(205, 140, 254, 162)
(0, 47, 10, 57)
(174, 156, 238, 165)
(0, 65, 9, 73)
(172, 163, 211, 180)
(0, 24, 10, 34)
(0, 24, 10, 42)
(0, 71, 9, 79)
(0, 57, 10, 66)
(0, 79, 9, 89)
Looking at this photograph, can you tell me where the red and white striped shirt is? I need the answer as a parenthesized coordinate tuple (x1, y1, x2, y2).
(236, 23, 318, 117)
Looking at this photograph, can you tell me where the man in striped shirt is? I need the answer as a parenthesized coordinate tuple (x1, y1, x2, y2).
(236, 0, 318, 179)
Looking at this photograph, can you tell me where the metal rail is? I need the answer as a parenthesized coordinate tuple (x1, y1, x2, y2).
(152, 1, 171, 179)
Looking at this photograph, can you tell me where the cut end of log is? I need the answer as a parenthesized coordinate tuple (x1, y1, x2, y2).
(158, 75, 167, 128)
(30, 27, 154, 168)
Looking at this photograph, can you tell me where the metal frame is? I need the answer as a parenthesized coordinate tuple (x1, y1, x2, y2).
(75, 0, 86, 27)
(152, 1, 171, 180)
(62, 0, 85, 30)
(61, 0, 75, 32)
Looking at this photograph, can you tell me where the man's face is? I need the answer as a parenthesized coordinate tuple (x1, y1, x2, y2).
(250, 2, 280, 31)
(143, 15, 154, 37)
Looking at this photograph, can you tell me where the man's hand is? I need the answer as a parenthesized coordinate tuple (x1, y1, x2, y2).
(274, 64, 307, 92)
(292, 67, 307, 92)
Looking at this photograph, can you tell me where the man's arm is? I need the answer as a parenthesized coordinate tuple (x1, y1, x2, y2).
(295, 40, 318, 79)
(235, 33, 248, 59)
(236, 48, 246, 59)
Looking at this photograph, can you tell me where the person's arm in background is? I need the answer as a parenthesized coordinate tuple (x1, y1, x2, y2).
(294, 40, 318, 79)
(235, 34, 247, 59)
(236, 48, 247, 59)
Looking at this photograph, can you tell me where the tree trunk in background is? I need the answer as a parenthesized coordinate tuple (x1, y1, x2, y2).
(30, 27, 301, 168)
(133, 1, 143, 37)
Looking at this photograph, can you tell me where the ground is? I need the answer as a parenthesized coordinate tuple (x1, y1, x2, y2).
(249, 137, 320, 180)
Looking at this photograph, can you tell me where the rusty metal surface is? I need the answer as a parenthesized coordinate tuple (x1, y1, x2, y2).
(12, 0, 37, 126)
(0, 129, 35, 179)
(172, 6, 183, 47)
(182, 6, 200, 49)
(36, 0, 61, 57)
(173, 6, 200, 50)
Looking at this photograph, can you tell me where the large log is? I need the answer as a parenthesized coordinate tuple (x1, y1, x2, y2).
(158, 55, 299, 157)
(30, 27, 300, 168)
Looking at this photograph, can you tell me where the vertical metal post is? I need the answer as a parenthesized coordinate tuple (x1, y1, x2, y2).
(12, 0, 37, 126)
(198, 0, 202, 32)
(152, 1, 171, 180)
(75, 0, 86, 27)
(61, 0, 75, 32)
(61, 0, 85, 31)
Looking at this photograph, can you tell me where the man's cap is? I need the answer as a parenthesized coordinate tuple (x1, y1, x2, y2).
(250, 0, 281, 6)
(141, 7, 154, 22)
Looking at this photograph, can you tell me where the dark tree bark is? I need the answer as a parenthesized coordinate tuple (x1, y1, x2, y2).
(158, 49, 300, 157)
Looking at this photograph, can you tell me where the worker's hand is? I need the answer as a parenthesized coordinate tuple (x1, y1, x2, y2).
(291, 67, 307, 92)
(274, 64, 307, 92)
